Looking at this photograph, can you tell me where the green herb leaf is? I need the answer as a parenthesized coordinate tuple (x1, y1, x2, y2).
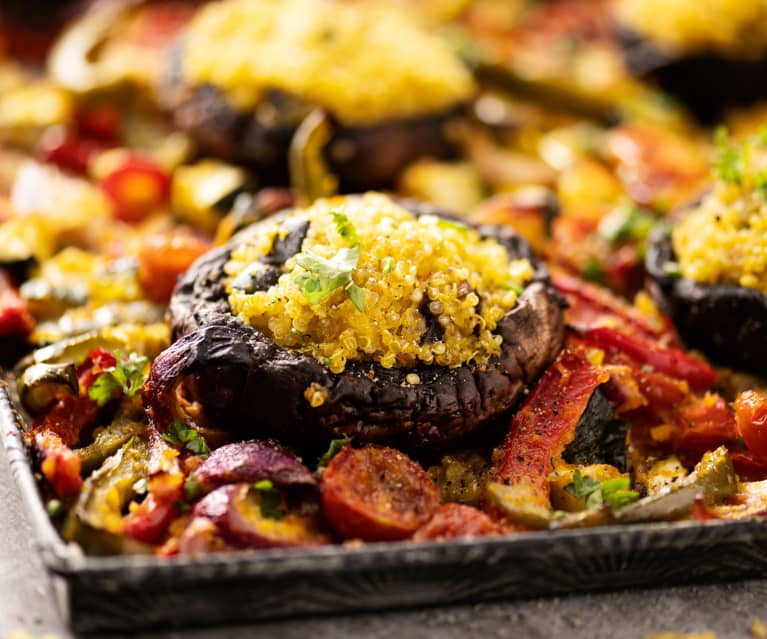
(662, 261, 682, 278)
(419, 214, 468, 233)
(564, 470, 639, 511)
(184, 476, 201, 502)
(712, 126, 743, 186)
(599, 204, 656, 244)
(502, 281, 524, 295)
(317, 437, 352, 467)
(331, 209, 361, 247)
(46, 499, 64, 519)
(161, 420, 210, 457)
(600, 477, 640, 510)
(382, 256, 395, 274)
(346, 283, 364, 311)
(253, 479, 283, 520)
(581, 256, 604, 284)
(295, 246, 361, 306)
(87, 351, 149, 406)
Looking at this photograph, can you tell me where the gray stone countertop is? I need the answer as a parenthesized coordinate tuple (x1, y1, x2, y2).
(2, 440, 765, 639)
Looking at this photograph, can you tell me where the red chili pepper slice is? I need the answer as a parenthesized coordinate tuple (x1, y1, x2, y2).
(495, 347, 610, 508)
(0, 270, 34, 337)
(100, 156, 171, 223)
(578, 326, 716, 391)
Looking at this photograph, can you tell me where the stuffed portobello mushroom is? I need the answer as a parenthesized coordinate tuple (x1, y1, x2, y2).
(614, 0, 767, 122)
(158, 0, 475, 190)
(145, 193, 565, 450)
(646, 131, 767, 375)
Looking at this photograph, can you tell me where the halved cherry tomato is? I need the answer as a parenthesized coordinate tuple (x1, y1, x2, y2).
(413, 504, 501, 541)
(100, 156, 171, 223)
(734, 391, 767, 460)
(137, 231, 210, 303)
(0, 270, 34, 337)
(321, 445, 440, 541)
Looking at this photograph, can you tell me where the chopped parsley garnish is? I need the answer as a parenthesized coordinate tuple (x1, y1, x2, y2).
(419, 214, 468, 233)
(317, 436, 352, 467)
(382, 256, 395, 274)
(331, 210, 361, 247)
(253, 479, 283, 520)
(502, 281, 524, 295)
(183, 476, 201, 502)
(46, 499, 64, 519)
(88, 351, 148, 407)
(599, 204, 656, 245)
(581, 256, 604, 284)
(294, 246, 364, 310)
(713, 126, 743, 186)
(161, 420, 210, 457)
(564, 470, 639, 510)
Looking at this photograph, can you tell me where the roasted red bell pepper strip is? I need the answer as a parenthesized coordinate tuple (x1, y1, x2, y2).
(0, 271, 34, 336)
(552, 267, 677, 344)
(578, 326, 716, 391)
(123, 494, 180, 545)
(100, 156, 171, 223)
(495, 347, 610, 508)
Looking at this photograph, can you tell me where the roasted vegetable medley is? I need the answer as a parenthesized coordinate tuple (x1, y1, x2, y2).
(2, 0, 767, 557)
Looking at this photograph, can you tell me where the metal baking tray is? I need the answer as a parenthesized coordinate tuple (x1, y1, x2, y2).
(3, 381, 767, 634)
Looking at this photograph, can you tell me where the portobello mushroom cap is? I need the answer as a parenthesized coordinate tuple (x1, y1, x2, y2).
(147, 200, 566, 450)
(616, 26, 767, 124)
(159, 44, 466, 191)
(646, 225, 767, 375)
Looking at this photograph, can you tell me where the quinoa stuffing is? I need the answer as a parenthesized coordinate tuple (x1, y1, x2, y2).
(673, 130, 767, 293)
(225, 193, 534, 373)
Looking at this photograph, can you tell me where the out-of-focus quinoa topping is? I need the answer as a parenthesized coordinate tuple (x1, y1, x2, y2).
(226, 193, 533, 373)
(673, 130, 767, 293)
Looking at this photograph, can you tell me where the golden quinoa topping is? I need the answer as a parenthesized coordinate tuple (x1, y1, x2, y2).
(181, 0, 475, 125)
(226, 193, 534, 373)
(615, 0, 767, 59)
(673, 130, 767, 294)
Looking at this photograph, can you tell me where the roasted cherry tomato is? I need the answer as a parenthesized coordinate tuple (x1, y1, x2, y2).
(137, 231, 211, 304)
(734, 391, 767, 460)
(321, 445, 440, 541)
(100, 156, 171, 223)
(413, 504, 501, 541)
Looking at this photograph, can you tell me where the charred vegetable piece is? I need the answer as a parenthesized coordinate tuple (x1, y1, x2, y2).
(194, 483, 331, 549)
(562, 389, 629, 472)
(192, 440, 316, 494)
(494, 347, 610, 509)
(155, 199, 564, 449)
(428, 451, 490, 507)
(646, 226, 767, 377)
(412, 503, 501, 541)
(614, 446, 737, 524)
(67, 436, 151, 554)
(18, 362, 78, 414)
(320, 445, 440, 541)
(486, 482, 553, 530)
(76, 395, 147, 473)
